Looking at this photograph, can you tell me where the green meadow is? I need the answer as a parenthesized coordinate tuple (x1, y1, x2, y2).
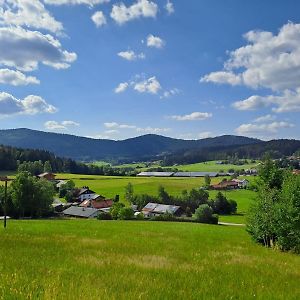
(55, 173, 256, 223)
(0, 220, 299, 300)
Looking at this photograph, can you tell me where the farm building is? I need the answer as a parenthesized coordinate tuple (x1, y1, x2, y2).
(173, 172, 219, 177)
(142, 203, 182, 218)
(56, 180, 67, 189)
(62, 206, 100, 219)
(37, 172, 56, 181)
(137, 172, 174, 177)
(74, 187, 96, 202)
(232, 179, 249, 188)
(79, 195, 113, 209)
(211, 180, 239, 190)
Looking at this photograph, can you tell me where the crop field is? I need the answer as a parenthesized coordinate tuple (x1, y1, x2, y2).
(0, 220, 299, 299)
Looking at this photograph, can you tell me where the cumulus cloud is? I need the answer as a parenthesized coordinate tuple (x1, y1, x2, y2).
(117, 50, 145, 61)
(45, 120, 80, 130)
(0, 68, 40, 85)
(236, 121, 294, 137)
(0, 26, 77, 72)
(201, 22, 300, 113)
(161, 88, 180, 99)
(233, 89, 300, 113)
(134, 76, 161, 94)
(0, 92, 57, 116)
(114, 82, 129, 93)
(165, 1, 174, 15)
(253, 114, 276, 123)
(44, 0, 110, 6)
(0, 0, 63, 34)
(170, 112, 212, 121)
(147, 34, 165, 49)
(110, 0, 158, 25)
(91, 11, 107, 27)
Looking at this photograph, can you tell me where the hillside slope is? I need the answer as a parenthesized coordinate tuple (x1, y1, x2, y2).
(0, 128, 259, 161)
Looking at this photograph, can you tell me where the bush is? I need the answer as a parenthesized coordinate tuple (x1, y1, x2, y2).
(97, 212, 112, 220)
(151, 212, 177, 222)
(135, 212, 145, 220)
(211, 192, 237, 215)
(118, 207, 134, 220)
(194, 204, 218, 224)
(110, 203, 125, 220)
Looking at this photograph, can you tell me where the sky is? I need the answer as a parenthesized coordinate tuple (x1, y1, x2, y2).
(0, 0, 300, 141)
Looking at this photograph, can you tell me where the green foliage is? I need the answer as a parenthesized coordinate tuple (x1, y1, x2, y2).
(124, 182, 134, 203)
(135, 212, 144, 220)
(157, 185, 170, 204)
(43, 161, 52, 173)
(97, 212, 113, 220)
(110, 202, 125, 220)
(10, 172, 54, 218)
(211, 192, 237, 215)
(247, 158, 300, 252)
(195, 204, 218, 224)
(204, 174, 211, 187)
(118, 207, 134, 220)
(59, 180, 75, 198)
(151, 212, 177, 222)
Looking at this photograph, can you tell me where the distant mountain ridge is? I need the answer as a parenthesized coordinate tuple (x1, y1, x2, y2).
(0, 128, 260, 161)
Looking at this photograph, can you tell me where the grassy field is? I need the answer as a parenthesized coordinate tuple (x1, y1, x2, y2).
(0, 220, 299, 299)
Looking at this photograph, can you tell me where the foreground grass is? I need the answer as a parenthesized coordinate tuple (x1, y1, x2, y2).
(0, 220, 299, 299)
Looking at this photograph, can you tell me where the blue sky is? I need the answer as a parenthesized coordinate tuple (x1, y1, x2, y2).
(1, 0, 300, 140)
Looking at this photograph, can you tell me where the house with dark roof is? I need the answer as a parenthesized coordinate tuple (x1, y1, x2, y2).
(62, 206, 100, 218)
(142, 202, 182, 218)
(73, 186, 96, 202)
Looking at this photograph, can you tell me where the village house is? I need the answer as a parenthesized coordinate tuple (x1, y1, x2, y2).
(79, 194, 113, 209)
(37, 172, 56, 181)
(142, 203, 182, 218)
(232, 178, 249, 188)
(74, 186, 96, 202)
(62, 206, 100, 219)
(211, 180, 239, 190)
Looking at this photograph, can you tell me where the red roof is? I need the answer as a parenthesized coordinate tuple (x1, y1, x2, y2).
(79, 199, 113, 209)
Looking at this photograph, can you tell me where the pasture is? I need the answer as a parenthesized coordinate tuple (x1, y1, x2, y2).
(0, 220, 299, 299)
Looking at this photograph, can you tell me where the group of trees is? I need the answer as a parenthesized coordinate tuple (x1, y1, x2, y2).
(247, 158, 300, 253)
(125, 183, 237, 219)
(0, 172, 54, 218)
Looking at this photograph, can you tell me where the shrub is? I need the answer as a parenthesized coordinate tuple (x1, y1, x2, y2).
(110, 203, 125, 220)
(211, 192, 237, 215)
(97, 212, 112, 220)
(118, 207, 134, 220)
(135, 212, 145, 220)
(151, 212, 177, 222)
(195, 204, 218, 224)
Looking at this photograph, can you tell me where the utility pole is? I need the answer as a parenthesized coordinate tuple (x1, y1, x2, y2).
(1, 176, 11, 229)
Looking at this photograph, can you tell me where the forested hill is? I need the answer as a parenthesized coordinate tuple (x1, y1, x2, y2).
(0, 128, 260, 161)
(162, 139, 300, 165)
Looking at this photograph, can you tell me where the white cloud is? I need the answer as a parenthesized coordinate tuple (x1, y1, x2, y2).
(114, 82, 129, 93)
(0, 26, 77, 72)
(201, 22, 300, 113)
(233, 89, 300, 113)
(111, 0, 158, 25)
(45, 120, 80, 130)
(117, 50, 145, 61)
(44, 0, 109, 6)
(198, 131, 213, 139)
(254, 114, 276, 123)
(104, 122, 136, 129)
(0, 68, 40, 86)
(161, 88, 180, 98)
(136, 126, 171, 134)
(0, 92, 57, 116)
(170, 112, 212, 121)
(165, 1, 174, 15)
(147, 34, 165, 49)
(91, 11, 107, 27)
(134, 76, 161, 94)
(235, 121, 294, 137)
(0, 0, 63, 34)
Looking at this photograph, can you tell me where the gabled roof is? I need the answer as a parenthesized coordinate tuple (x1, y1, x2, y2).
(75, 188, 96, 196)
(142, 202, 181, 214)
(38, 172, 56, 178)
(62, 206, 99, 218)
(137, 172, 174, 177)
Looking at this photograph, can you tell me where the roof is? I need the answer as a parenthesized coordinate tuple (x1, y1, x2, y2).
(38, 172, 56, 178)
(56, 180, 67, 188)
(174, 172, 219, 177)
(79, 198, 113, 209)
(142, 202, 181, 214)
(90, 194, 105, 200)
(62, 206, 99, 218)
(212, 180, 239, 188)
(137, 172, 174, 177)
(75, 188, 96, 196)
